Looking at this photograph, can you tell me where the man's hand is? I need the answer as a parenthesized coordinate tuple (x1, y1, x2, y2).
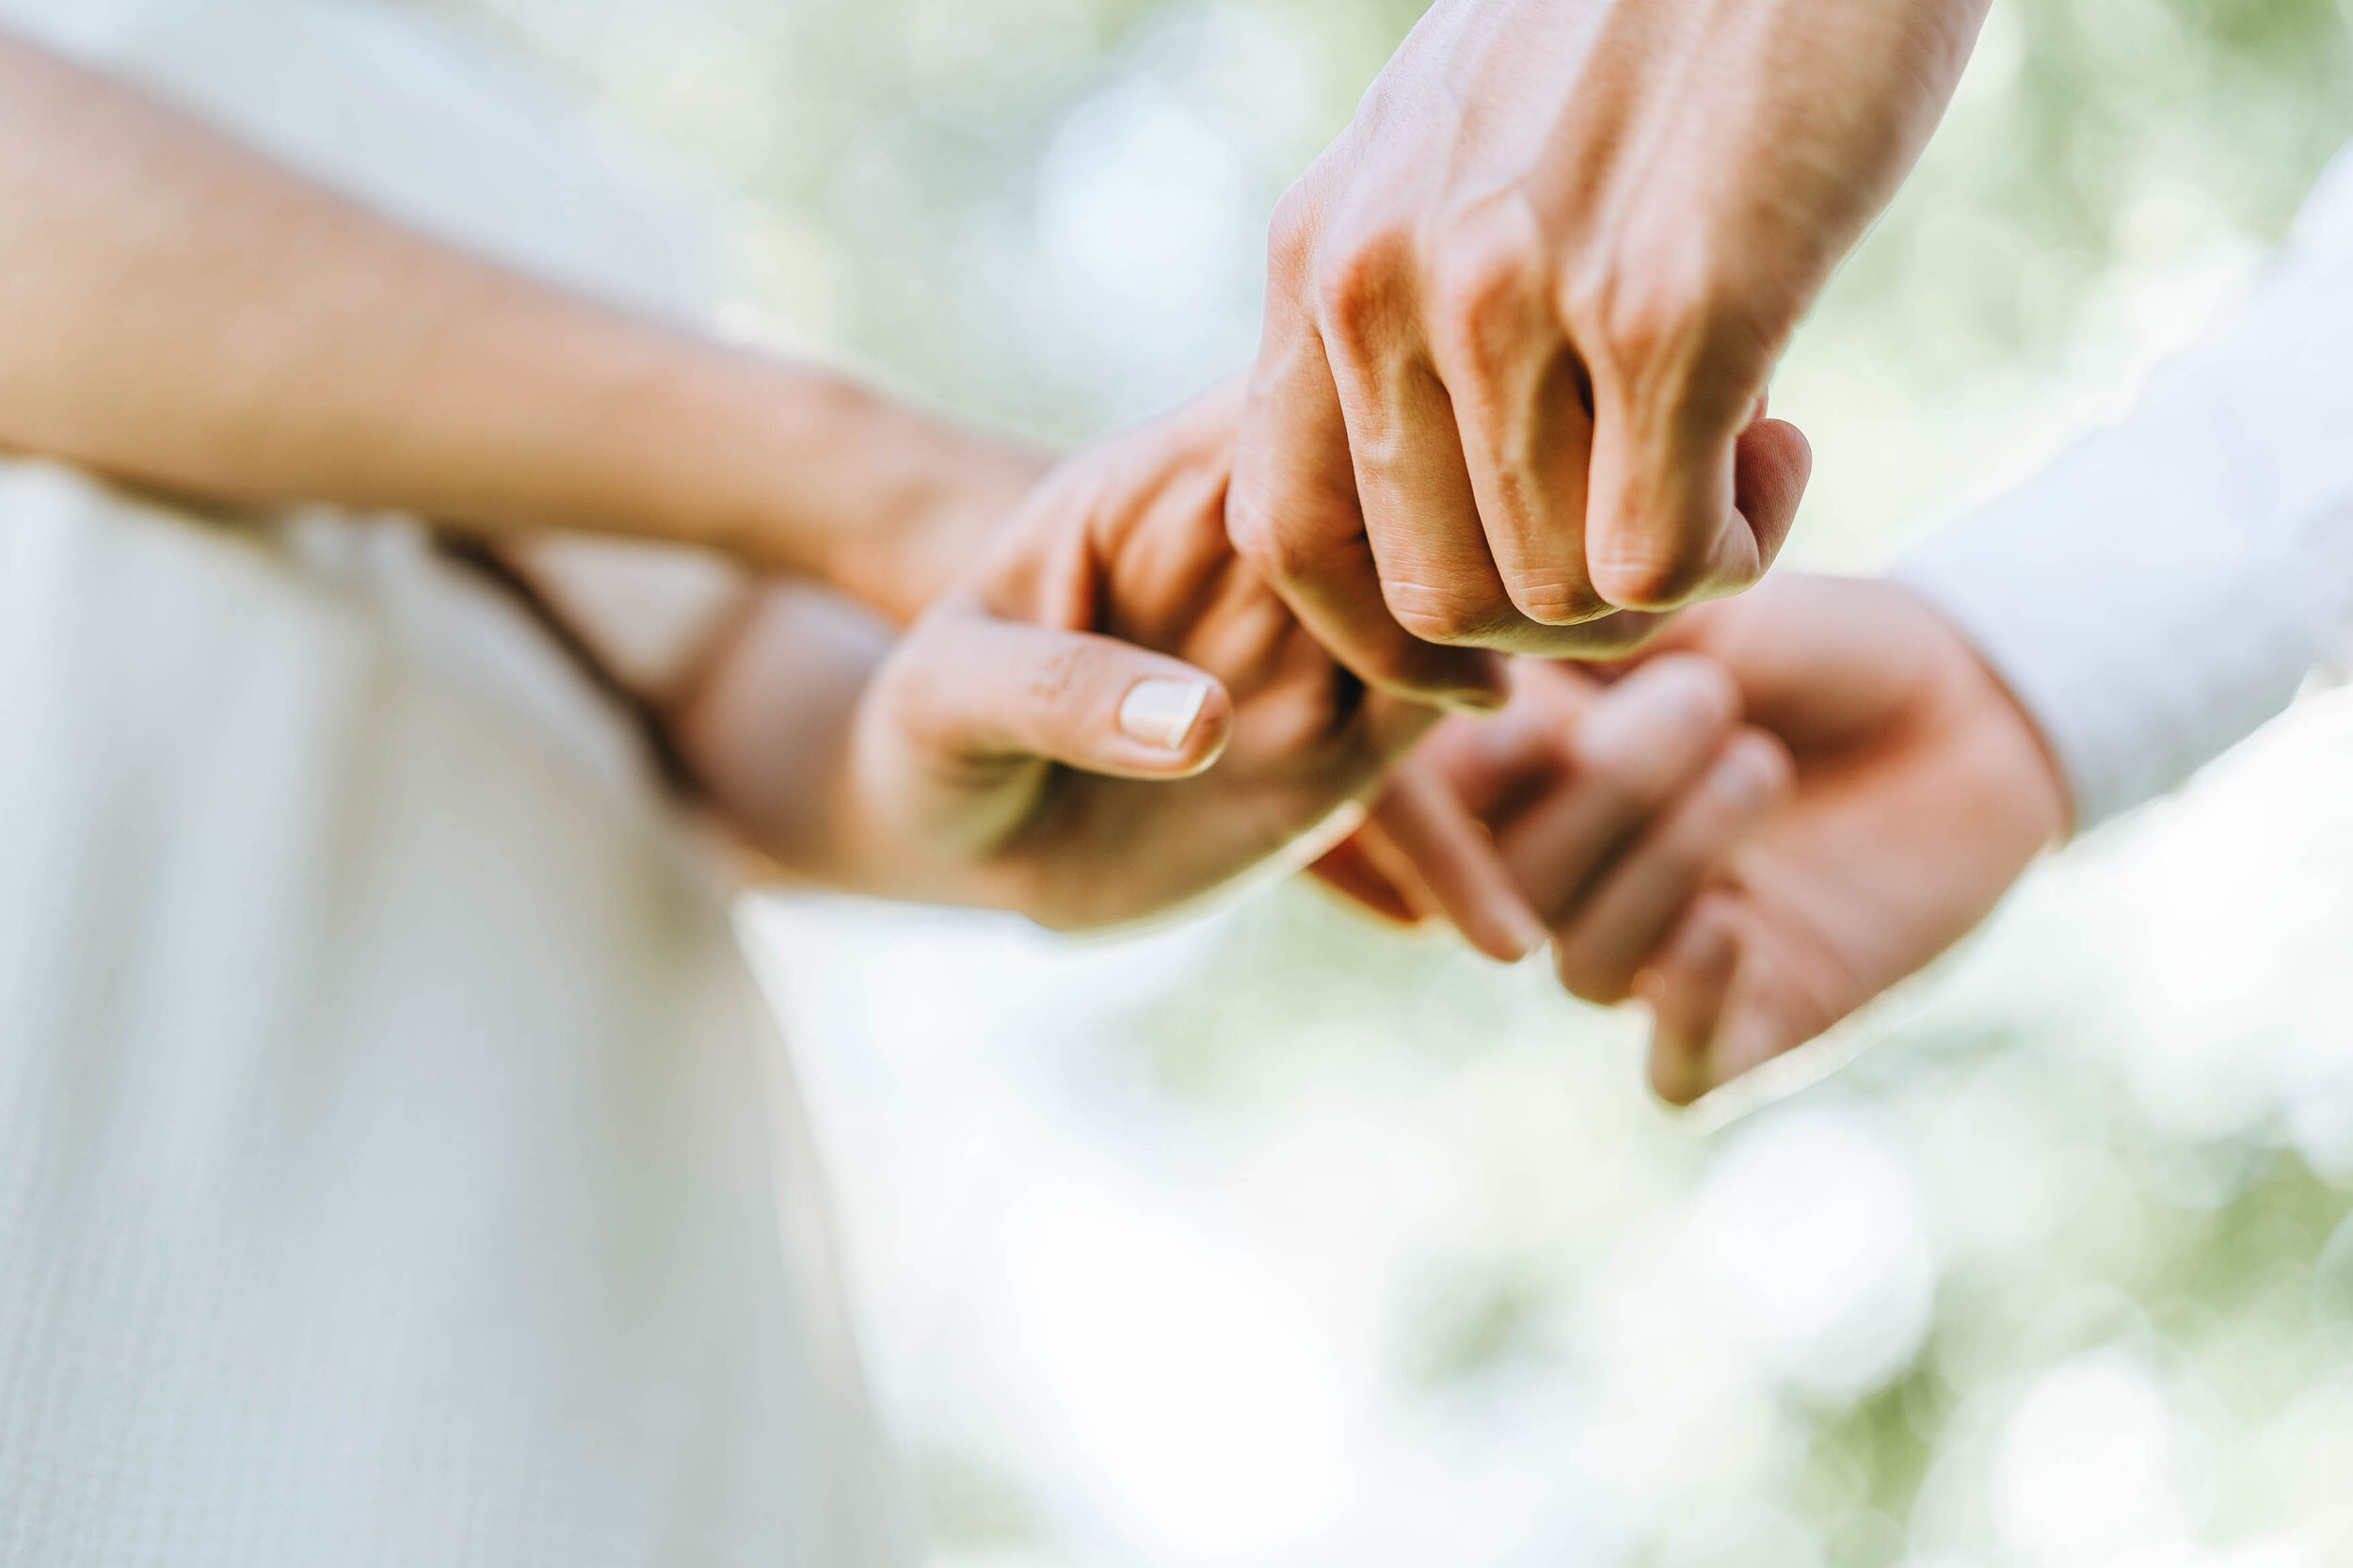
(1623, 577, 2066, 1101)
(1308, 653, 1789, 968)
(681, 382, 1441, 931)
(1229, 0, 1987, 702)
(1317, 576, 2067, 1103)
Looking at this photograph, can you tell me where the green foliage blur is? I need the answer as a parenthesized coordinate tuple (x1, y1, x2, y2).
(440, 0, 2353, 1563)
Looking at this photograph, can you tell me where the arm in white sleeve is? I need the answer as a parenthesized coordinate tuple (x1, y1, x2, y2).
(1896, 145, 2353, 830)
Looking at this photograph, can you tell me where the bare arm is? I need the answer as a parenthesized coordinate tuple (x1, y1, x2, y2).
(0, 32, 1041, 622)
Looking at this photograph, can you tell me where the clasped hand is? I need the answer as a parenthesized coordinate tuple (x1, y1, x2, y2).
(683, 0, 2036, 1103)
(712, 367, 2057, 1113)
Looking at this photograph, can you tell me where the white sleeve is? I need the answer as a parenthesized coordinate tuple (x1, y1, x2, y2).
(1894, 144, 2353, 830)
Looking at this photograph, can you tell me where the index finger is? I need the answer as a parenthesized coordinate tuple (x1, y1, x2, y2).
(1227, 316, 1510, 712)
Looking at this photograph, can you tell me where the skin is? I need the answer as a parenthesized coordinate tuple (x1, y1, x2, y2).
(8, 26, 2043, 984)
(1229, 0, 1990, 702)
(1321, 576, 2070, 1104)
(0, 36, 1457, 936)
(673, 385, 1441, 930)
(0, 34, 1040, 622)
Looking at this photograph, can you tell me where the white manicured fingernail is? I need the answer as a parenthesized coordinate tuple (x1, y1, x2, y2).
(1118, 678, 1209, 750)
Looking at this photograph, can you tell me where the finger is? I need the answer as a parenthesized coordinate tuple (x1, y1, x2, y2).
(1706, 936, 1847, 1092)
(1416, 660, 1606, 825)
(1425, 211, 1609, 628)
(1581, 353, 1768, 612)
(1640, 895, 1743, 1106)
(1492, 654, 1740, 920)
(1307, 222, 1535, 660)
(1551, 729, 1791, 1003)
(1304, 825, 1428, 926)
(890, 611, 1234, 779)
(1732, 417, 1812, 573)
(1229, 314, 1510, 710)
(1369, 759, 1549, 963)
(1648, 910, 1847, 1104)
(1342, 345, 1658, 659)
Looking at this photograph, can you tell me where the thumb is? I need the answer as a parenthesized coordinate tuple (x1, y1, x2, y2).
(1732, 416, 1812, 571)
(889, 608, 1234, 780)
(1583, 366, 1769, 614)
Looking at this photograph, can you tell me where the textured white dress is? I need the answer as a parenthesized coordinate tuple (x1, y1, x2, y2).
(0, 3, 910, 1562)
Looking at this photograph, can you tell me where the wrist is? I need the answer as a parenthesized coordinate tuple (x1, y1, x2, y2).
(518, 316, 1044, 618)
(639, 347, 1047, 622)
(1912, 586, 2075, 845)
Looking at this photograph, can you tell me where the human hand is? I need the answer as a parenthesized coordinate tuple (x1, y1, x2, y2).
(1306, 653, 1788, 968)
(1228, 0, 1986, 701)
(833, 381, 1439, 930)
(1317, 576, 2067, 1102)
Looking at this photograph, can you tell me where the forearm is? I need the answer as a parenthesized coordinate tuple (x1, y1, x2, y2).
(0, 34, 1039, 618)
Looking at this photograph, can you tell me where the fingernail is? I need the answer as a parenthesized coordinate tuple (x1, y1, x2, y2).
(1119, 678, 1210, 750)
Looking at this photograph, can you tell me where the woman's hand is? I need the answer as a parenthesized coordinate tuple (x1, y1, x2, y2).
(677, 382, 1441, 930)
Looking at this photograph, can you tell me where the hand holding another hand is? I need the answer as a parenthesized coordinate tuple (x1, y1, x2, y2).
(1321, 577, 2068, 1104)
(1230, 0, 1987, 701)
(772, 382, 1439, 930)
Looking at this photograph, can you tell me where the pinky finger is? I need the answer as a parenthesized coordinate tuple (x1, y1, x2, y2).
(1371, 761, 1550, 964)
(1639, 896, 1742, 1105)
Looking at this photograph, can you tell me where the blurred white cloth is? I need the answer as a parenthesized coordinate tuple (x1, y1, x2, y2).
(1901, 144, 2353, 830)
(0, 1, 910, 1562)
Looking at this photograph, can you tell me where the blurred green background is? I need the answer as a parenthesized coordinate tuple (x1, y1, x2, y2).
(439, 0, 2353, 1562)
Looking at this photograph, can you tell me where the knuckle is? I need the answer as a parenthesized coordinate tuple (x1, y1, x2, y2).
(1226, 487, 1326, 584)
(1224, 480, 1280, 560)
(1587, 280, 1711, 390)
(1311, 223, 1417, 358)
(1428, 199, 1546, 359)
(1384, 580, 1516, 648)
(1564, 242, 1743, 392)
(1024, 641, 1088, 714)
(1589, 544, 1720, 612)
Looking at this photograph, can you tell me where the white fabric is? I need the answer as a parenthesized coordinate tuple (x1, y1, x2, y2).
(1897, 145, 2353, 829)
(0, 3, 909, 1563)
